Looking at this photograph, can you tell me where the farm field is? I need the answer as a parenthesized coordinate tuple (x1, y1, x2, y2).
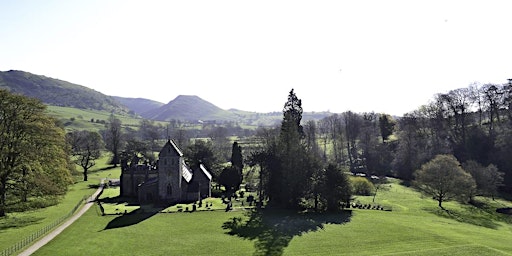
(31, 179, 512, 256)
(45, 105, 155, 132)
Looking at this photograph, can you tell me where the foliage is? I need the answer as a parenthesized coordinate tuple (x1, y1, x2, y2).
(463, 160, 504, 199)
(104, 114, 123, 167)
(231, 141, 244, 172)
(219, 166, 242, 194)
(121, 139, 154, 165)
(351, 176, 375, 196)
(322, 164, 352, 211)
(67, 130, 104, 181)
(219, 141, 244, 195)
(0, 90, 73, 216)
(269, 89, 318, 209)
(378, 113, 396, 142)
(185, 140, 221, 179)
(138, 119, 163, 150)
(414, 155, 476, 208)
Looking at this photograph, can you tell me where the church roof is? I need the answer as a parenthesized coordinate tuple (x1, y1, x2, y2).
(159, 139, 183, 157)
(199, 164, 212, 181)
(181, 162, 193, 182)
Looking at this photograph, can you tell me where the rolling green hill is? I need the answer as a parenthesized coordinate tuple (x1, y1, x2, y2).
(112, 96, 164, 115)
(0, 70, 332, 125)
(0, 70, 128, 114)
(142, 95, 240, 121)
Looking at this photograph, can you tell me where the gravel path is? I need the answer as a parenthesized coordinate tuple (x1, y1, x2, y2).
(18, 180, 105, 256)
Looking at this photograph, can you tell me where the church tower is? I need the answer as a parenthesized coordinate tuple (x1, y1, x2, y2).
(158, 140, 185, 202)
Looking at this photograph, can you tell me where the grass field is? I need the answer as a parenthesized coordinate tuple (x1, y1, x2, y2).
(46, 105, 164, 132)
(29, 178, 512, 256)
(0, 155, 120, 253)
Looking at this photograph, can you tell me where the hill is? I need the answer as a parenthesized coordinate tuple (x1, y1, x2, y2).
(142, 95, 239, 121)
(112, 96, 164, 115)
(0, 70, 128, 113)
(140, 95, 332, 125)
(0, 70, 333, 125)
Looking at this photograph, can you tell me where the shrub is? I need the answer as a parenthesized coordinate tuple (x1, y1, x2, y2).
(211, 188, 223, 198)
(6, 196, 60, 212)
(351, 177, 375, 196)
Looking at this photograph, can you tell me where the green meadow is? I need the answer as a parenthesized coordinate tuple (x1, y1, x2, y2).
(46, 106, 155, 132)
(28, 178, 512, 256)
(0, 156, 120, 253)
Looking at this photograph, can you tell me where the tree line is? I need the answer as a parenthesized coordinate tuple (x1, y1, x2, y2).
(3, 80, 512, 216)
(248, 83, 512, 210)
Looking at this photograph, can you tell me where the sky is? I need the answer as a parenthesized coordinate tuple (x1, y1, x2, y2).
(1, 0, 512, 116)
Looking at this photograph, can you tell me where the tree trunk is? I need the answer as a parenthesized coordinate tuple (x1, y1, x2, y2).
(372, 187, 378, 203)
(0, 176, 7, 217)
(83, 168, 88, 181)
(314, 192, 319, 212)
(438, 199, 443, 209)
(21, 168, 28, 202)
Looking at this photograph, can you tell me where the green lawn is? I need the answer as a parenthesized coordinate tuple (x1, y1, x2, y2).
(30, 178, 512, 256)
(0, 158, 120, 253)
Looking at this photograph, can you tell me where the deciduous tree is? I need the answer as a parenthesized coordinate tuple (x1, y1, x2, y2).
(105, 114, 123, 167)
(463, 160, 504, 200)
(185, 140, 221, 179)
(67, 130, 104, 181)
(378, 113, 395, 143)
(0, 90, 72, 216)
(414, 154, 476, 208)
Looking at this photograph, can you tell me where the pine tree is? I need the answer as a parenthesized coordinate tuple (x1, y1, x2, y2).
(273, 89, 313, 209)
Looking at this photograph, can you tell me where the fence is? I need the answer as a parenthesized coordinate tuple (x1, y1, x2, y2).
(0, 194, 90, 256)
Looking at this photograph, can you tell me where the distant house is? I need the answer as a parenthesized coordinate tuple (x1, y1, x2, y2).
(120, 140, 212, 205)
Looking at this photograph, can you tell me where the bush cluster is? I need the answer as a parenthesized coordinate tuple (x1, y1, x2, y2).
(351, 177, 375, 196)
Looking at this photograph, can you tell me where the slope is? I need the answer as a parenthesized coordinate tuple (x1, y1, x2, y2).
(112, 96, 164, 115)
(0, 70, 128, 113)
(142, 95, 238, 121)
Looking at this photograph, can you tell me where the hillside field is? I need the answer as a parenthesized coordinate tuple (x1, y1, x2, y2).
(29, 178, 512, 256)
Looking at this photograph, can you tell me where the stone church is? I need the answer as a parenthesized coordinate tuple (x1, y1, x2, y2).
(120, 139, 212, 205)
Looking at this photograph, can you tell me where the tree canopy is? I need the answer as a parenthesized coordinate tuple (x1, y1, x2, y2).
(414, 154, 476, 208)
(0, 90, 73, 216)
(67, 130, 104, 181)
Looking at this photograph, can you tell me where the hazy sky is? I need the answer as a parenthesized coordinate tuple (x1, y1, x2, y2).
(1, 1, 512, 115)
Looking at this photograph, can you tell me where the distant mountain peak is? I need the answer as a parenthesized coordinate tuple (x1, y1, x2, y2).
(142, 94, 235, 121)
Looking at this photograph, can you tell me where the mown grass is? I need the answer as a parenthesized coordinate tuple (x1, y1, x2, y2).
(0, 155, 120, 252)
(31, 178, 512, 256)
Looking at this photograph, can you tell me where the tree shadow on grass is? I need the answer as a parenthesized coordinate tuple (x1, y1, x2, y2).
(99, 196, 165, 231)
(222, 209, 352, 256)
(423, 204, 502, 229)
(102, 207, 164, 231)
(0, 216, 44, 233)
